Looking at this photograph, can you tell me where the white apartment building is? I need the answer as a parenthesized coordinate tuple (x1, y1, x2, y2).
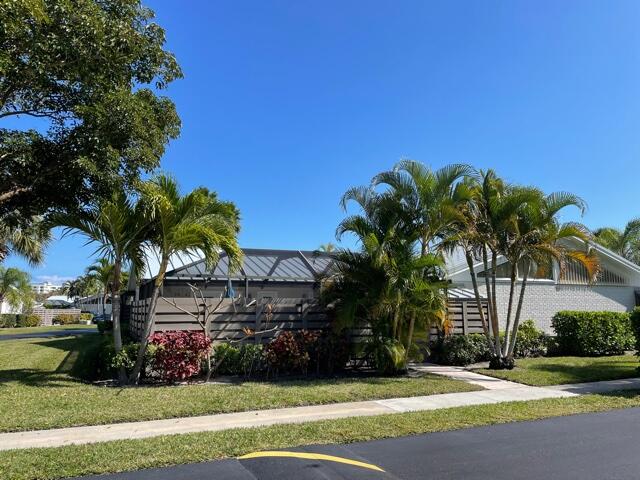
(31, 282, 62, 294)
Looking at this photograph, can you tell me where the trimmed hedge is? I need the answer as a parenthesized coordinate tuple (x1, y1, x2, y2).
(631, 307, 640, 357)
(17, 314, 41, 327)
(0, 314, 17, 328)
(552, 311, 634, 356)
(430, 334, 491, 366)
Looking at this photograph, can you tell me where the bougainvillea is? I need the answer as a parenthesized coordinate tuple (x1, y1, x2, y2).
(149, 331, 212, 382)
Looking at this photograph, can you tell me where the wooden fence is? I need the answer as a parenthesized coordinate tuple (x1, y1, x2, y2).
(130, 296, 489, 343)
(32, 308, 81, 326)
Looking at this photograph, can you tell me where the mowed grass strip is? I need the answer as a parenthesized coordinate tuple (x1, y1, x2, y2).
(0, 324, 96, 335)
(2, 391, 640, 480)
(475, 355, 639, 386)
(0, 335, 478, 433)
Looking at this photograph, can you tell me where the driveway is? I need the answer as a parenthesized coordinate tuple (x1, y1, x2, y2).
(73, 406, 640, 479)
(0, 329, 96, 341)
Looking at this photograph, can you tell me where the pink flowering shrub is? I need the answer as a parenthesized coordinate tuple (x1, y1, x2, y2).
(149, 331, 212, 382)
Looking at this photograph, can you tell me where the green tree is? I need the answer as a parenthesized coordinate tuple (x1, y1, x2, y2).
(0, 0, 181, 225)
(0, 215, 51, 265)
(54, 190, 147, 384)
(129, 174, 242, 384)
(0, 266, 32, 312)
(317, 243, 336, 252)
(593, 219, 640, 265)
(61, 275, 100, 300)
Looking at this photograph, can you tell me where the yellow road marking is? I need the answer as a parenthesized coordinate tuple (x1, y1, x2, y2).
(238, 451, 385, 472)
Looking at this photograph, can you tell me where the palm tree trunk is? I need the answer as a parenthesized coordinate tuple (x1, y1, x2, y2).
(392, 290, 402, 340)
(466, 251, 493, 349)
(507, 261, 530, 358)
(482, 244, 500, 357)
(405, 312, 416, 363)
(129, 258, 168, 384)
(111, 258, 127, 385)
(502, 262, 518, 357)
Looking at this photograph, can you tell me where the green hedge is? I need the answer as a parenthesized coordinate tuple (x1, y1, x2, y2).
(430, 334, 491, 366)
(552, 311, 634, 356)
(630, 308, 640, 357)
(16, 314, 41, 327)
(0, 314, 17, 328)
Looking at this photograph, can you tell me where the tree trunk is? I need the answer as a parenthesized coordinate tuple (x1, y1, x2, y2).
(507, 261, 530, 358)
(405, 312, 416, 363)
(392, 290, 402, 340)
(466, 251, 493, 350)
(502, 261, 518, 357)
(129, 258, 168, 384)
(111, 258, 127, 385)
(486, 247, 501, 356)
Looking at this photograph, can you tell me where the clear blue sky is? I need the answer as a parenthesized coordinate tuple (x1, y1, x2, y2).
(10, 0, 640, 283)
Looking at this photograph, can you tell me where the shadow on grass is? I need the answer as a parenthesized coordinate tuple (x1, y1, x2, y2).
(523, 360, 638, 383)
(0, 335, 106, 387)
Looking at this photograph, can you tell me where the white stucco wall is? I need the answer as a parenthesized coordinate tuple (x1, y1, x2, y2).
(458, 280, 637, 333)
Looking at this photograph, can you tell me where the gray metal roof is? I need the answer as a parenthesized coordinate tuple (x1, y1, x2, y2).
(153, 248, 335, 283)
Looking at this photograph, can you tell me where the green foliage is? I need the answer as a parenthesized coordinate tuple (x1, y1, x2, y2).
(630, 308, 640, 358)
(593, 219, 640, 265)
(430, 334, 491, 366)
(79, 313, 94, 323)
(17, 314, 41, 327)
(213, 343, 266, 377)
(0, 266, 33, 311)
(53, 313, 79, 325)
(511, 320, 548, 358)
(0, 314, 16, 328)
(0, 0, 182, 224)
(97, 320, 113, 334)
(366, 337, 407, 374)
(552, 311, 634, 356)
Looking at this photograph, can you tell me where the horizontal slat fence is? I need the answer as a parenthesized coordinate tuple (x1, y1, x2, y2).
(130, 297, 489, 343)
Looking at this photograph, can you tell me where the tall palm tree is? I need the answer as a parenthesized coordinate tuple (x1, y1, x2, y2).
(317, 243, 336, 253)
(53, 190, 148, 384)
(0, 215, 51, 265)
(62, 275, 101, 300)
(594, 218, 640, 264)
(0, 266, 32, 312)
(129, 174, 242, 384)
(86, 258, 115, 317)
(450, 171, 599, 367)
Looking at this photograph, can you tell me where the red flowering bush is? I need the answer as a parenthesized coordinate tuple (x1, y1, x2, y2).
(264, 330, 321, 374)
(149, 331, 212, 382)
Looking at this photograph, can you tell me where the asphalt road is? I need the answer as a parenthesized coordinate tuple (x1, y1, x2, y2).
(0, 329, 96, 340)
(75, 407, 640, 480)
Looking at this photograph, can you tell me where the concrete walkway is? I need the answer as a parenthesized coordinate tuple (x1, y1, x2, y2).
(2, 367, 639, 452)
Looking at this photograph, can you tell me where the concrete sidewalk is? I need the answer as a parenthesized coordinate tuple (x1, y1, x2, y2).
(3, 366, 639, 452)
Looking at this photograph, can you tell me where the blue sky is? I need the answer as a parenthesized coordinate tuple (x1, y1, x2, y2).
(10, 0, 640, 283)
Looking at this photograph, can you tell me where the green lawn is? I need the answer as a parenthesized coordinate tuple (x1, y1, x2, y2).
(0, 324, 96, 335)
(2, 391, 640, 480)
(475, 355, 639, 386)
(0, 334, 479, 433)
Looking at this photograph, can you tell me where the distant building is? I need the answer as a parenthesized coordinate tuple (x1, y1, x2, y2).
(31, 282, 62, 294)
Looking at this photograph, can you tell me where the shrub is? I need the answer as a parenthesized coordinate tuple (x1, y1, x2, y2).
(214, 343, 265, 377)
(366, 336, 407, 374)
(630, 307, 640, 357)
(512, 320, 547, 358)
(149, 331, 212, 382)
(79, 313, 93, 323)
(315, 332, 351, 374)
(552, 311, 634, 356)
(0, 314, 17, 328)
(430, 334, 490, 366)
(17, 314, 41, 327)
(264, 330, 321, 375)
(54, 313, 78, 325)
(97, 320, 113, 334)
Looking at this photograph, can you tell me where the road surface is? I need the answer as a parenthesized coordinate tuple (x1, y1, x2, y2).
(74, 406, 640, 479)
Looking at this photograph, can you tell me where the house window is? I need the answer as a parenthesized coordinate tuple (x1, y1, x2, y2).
(478, 259, 553, 280)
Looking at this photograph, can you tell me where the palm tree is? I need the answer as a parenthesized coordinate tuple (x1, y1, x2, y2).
(317, 243, 336, 252)
(0, 266, 32, 312)
(594, 218, 640, 264)
(450, 171, 599, 367)
(129, 174, 242, 384)
(62, 275, 101, 300)
(0, 215, 51, 265)
(86, 258, 115, 317)
(53, 190, 148, 384)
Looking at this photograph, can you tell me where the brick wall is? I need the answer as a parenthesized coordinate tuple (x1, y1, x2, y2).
(461, 281, 636, 333)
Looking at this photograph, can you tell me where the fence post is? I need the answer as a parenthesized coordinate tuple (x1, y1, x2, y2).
(255, 304, 262, 345)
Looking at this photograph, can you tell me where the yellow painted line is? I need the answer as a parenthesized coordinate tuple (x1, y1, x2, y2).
(238, 450, 385, 472)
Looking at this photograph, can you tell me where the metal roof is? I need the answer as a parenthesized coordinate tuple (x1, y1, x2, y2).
(145, 248, 335, 283)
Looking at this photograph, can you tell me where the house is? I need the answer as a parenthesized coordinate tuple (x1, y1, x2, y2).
(75, 294, 112, 317)
(445, 239, 640, 332)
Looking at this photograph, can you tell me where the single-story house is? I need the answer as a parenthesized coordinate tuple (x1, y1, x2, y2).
(445, 239, 640, 332)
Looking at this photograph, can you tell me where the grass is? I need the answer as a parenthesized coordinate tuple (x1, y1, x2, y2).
(0, 324, 96, 335)
(2, 391, 640, 480)
(0, 334, 478, 433)
(475, 355, 639, 386)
